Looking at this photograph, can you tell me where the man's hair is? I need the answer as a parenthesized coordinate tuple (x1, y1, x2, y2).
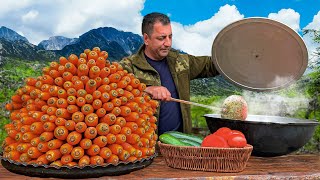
(142, 12, 170, 36)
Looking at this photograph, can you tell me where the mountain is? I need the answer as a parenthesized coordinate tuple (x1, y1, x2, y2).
(58, 27, 143, 61)
(38, 36, 79, 50)
(0, 26, 29, 42)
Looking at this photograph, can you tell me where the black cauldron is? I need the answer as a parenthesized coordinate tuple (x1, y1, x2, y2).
(204, 114, 319, 157)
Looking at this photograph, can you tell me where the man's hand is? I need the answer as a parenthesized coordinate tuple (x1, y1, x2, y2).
(144, 86, 171, 101)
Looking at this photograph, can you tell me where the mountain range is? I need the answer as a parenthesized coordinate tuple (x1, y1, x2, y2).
(0, 26, 143, 62)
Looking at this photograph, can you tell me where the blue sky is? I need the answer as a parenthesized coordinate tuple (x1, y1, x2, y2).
(0, 0, 319, 61)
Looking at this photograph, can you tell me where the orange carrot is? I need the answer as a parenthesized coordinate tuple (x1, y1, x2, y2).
(70, 146, 85, 160)
(46, 149, 62, 162)
(72, 112, 85, 123)
(66, 104, 79, 114)
(36, 154, 49, 165)
(90, 155, 104, 165)
(96, 108, 106, 118)
(61, 154, 73, 165)
(43, 122, 56, 132)
(84, 113, 99, 127)
(20, 152, 31, 162)
(76, 97, 86, 107)
(27, 146, 43, 159)
(84, 127, 97, 139)
(54, 126, 69, 140)
(81, 104, 94, 115)
(84, 94, 94, 104)
(55, 108, 70, 119)
(111, 107, 121, 116)
(74, 80, 84, 90)
(118, 150, 130, 161)
(93, 136, 108, 148)
(60, 143, 73, 155)
(68, 54, 79, 66)
(66, 87, 77, 96)
(48, 139, 64, 150)
(77, 64, 89, 77)
(108, 144, 123, 155)
(100, 67, 110, 78)
(102, 102, 114, 112)
(75, 122, 87, 133)
(65, 120, 76, 131)
(85, 79, 97, 94)
(99, 147, 112, 159)
(126, 133, 140, 145)
(76, 89, 87, 97)
(106, 133, 116, 144)
(67, 131, 82, 145)
(92, 99, 102, 110)
(79, 138, 92, 150)
(86, 144, 100, 156)
(125, 122, 138, 131)
(55, 117, 66, 126)
(100, 113, 116, 125)
(115, 134, 126, 144)
(106, 154, 119, 165)
(22, 132, 37, 142)
(115, 117, 126, 127)
(37, 142, 50, 152)
(78, 155, 90, 167)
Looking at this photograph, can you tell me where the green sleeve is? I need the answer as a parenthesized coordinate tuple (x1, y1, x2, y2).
(184, 54, 219, 80)
(119, 58, 134, 73)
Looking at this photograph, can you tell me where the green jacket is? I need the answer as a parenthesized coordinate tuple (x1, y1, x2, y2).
(119, 45, 219, 133)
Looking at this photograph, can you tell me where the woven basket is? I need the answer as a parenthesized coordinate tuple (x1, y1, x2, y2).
(158, 141, 253, 172)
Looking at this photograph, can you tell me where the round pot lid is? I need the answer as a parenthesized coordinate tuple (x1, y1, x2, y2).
(212, 18, 308, 91)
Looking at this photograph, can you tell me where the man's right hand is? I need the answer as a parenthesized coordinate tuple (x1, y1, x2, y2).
(144, 86, 171, 101)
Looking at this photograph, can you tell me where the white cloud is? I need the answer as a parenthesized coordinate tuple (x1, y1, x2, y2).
(268, 9, 300, 32)
(22, 10, 38, 22)
(172, 4, 244, 56)
(304, 11, 320, 30)
(0, 0, 144, 44)
(303, 11, 320, 65)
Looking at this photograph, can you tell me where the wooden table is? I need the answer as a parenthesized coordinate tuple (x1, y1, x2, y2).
(1, 154, 319, 179)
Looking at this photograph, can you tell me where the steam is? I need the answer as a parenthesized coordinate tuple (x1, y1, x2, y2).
(242, 90, 310, 116)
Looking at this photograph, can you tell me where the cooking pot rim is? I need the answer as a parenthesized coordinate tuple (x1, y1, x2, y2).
(204, 114, 319, 126)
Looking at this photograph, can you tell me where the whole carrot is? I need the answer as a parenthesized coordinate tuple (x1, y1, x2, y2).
(46, 149, 62, 162)
(60, 143, 73, 155)
(54, 126, 69, 140)
(90, 155, 104, 165)
(67, 131, 82, 145)
(99, 147, 112, 160)
(78, 155, 90, 167)
(48, 139, 64, 150)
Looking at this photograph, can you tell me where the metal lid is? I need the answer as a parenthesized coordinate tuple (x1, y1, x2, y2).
(212, 18, 308, 91)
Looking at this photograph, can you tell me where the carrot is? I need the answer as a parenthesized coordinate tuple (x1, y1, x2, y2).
(3, 136, 17, 146)
(86, 144, 100, 156)
(132, 141, 143, 149)
(85, 94, 94, 104)
(4, 143, 18, 153)
(125, 112, 139, 122)
(109, 73, 121, 83)
(67, 131, 82, 145)
(54, 126, 69, 140)
(102, 102, 114, 112)
(78, 155, 90, 167)
(119, 96, 128, 105)
(63, 81, 74, 90)
(59, 56, 68, 65)
(96, 108, 106, 118)
(65, 120, 76, 131)
(30, 122, 44, 135)
(76, 89, 87, 97)
(55, 117, 66, 126)
(92, 99, 102, 110)
(136, 118, 146, 127)
(27, 146, 43, 159)
(62, 71, 73, 81)
(58, 65, 66, 75)
(57, 89, 68, 99)
(123, 91, 134, 101)
(73, 80, 84, 90)
(67, 87, 77, 96)
(84, 113, 99, 127)
(17, 143, 32, 153)
(130, 78, 140, 88)
(72, 112, 85, 123)
(48, 115, 57, 123)
(37, 142, 50, 152)
(79, 138, 92, 150)
(90, 155, 104, 165)
(94, 77, 102, 87)
(111, 98, 121, 107)
(111, 107, 121, 116)
(65, 62, 77, 75)
(61, 154, 73, 165)
(25, 77, 37, 86)
(39, 132, 54, 142)
(49, 61, 59, 70)
(126, 134, 140, 145)
(75, 122, 87, 133)
(99, 147, 112, 159)
(60, 143, 73, 155)
(121, 142, 136, 156)
(120, 126, 132, 136)
(108, 144, 123, 155)
(84, 127, 97, 139)
(115, 134, 126, 144)
(76, 97, 86, 107)
(106, 133, 116, 144)
(77, 57, 87, 66)
(117, 80, 128, 89)
(140, 137, 150, 148)
(22, 132, 37, 142)
(80, 75, 90, 85)
(81, 104, 94, 115)
(38, 92, 51, 101)
(20, 152, 31, 162)
(109, 89, 118, 100)
(100, 113, 116, 125)
(7, 129, 18, 139)
(106, 154, 119, 165)
(47, 97, 58, 107)
(85, 79, 97, 94)
(31, 111, 44, 121)
(50, 160, 63, 167)
(46, 149, 62, 162)
(66, 104, 79, 114)
(131, 89, 141, 97)
(68, 54, 79, 66)
(100, 67, 110, 78)
(109, 83, 118, 90)
(93, 136, 108, 148)
(36, 154, 49, 165)
(125, 122, 138, 131)
(48, 139, 64, 150)
(115, 117, 126, 127)
(118, 150, 130, 161)
(55, 108, 70, 119)
(140, 147, 150, 157)
(109, 65, 117, 74)
(77, 64, 89, 77)
(88, 50, 98, 60)
(46, 107, 57, 116)
(43, 122, 56, 132)
(142, 132, 154, 140)
(134, 127, 146, 136)
(54, 77, 65, 87)
(42, 75, 54, 85)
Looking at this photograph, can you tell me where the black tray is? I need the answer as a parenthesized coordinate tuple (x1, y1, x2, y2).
(0, 153, 157, 179)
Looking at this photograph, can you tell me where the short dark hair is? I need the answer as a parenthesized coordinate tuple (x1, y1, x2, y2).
(142, 12, 171, 36)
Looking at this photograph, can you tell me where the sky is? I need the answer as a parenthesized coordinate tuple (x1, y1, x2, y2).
(0, 0, 319, 62)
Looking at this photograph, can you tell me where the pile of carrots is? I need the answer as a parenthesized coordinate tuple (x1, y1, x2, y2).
(2, 47, 159, 167)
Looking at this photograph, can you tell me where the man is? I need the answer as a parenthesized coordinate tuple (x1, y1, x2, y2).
(120, 12, 219, 135)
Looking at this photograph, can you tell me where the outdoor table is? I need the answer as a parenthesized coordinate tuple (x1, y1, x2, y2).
(0, 154, 319, 179)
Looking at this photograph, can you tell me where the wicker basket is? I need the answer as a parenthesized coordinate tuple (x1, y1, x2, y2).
(158, 141, 253, 172)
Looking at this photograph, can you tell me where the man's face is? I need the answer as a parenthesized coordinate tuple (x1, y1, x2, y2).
(144, 22, 172, 60)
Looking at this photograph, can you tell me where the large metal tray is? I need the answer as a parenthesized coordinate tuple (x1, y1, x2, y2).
(0, 153, 157, 179)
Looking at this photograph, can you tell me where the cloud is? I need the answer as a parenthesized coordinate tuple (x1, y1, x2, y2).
(0, 0, 144, 44)
(304, 11, 320, 30)
(268, 9, 300, 32)
(171, 4, 244, 56)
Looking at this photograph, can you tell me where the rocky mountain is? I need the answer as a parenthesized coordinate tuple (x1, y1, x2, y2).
(0, 26, 29, 42)
(58, 27, 143, 61)
(38, 36, 79, 50)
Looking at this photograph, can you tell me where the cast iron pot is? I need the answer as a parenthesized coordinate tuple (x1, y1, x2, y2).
(204, 114, 319, 157)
